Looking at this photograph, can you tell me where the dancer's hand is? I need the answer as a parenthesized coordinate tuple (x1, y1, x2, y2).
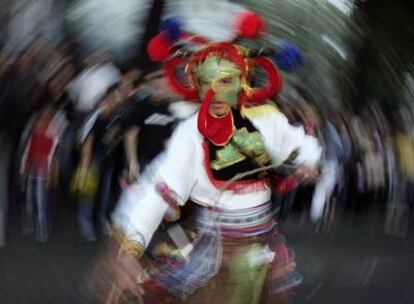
(88, 238, 148, 304)
(113, 250, 148, 299)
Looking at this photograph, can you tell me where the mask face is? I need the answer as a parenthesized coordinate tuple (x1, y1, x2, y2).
(194, 56, 242, 107)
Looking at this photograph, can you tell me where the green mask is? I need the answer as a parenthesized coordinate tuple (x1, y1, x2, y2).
(194, 56, 242, 107)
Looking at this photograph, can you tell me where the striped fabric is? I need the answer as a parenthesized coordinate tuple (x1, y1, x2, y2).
(146, 220, 222, 300)
(194, 202, 276, 237)
(143, 202, 301, 302)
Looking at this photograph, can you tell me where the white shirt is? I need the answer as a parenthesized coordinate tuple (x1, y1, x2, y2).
(67, 63, 121, 113)
(113, 108, 322, 247)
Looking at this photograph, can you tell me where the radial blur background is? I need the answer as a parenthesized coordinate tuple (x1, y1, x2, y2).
(1, 0, 414, 303)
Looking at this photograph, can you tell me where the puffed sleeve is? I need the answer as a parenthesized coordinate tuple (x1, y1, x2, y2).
(112, 119, 198, 248)
(250, 109, 322, 169)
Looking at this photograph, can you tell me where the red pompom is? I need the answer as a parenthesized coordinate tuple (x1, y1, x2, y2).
(236, 11, 265, 39)
(147, 33, 171, 62)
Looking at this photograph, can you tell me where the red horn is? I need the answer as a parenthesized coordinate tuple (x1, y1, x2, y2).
(163, 57, 198, 100)
(249, 57, 282, 103)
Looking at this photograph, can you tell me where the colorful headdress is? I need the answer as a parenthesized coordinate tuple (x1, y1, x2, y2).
(146, 11, 303, 145)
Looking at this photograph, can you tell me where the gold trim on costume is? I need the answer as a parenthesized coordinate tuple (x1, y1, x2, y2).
(119, 239, 145, 258)
(112, 227, 145, 258)
(210, 143, 247, 170)
(240, 103, 279, 119)
(210, 127, 271, 170)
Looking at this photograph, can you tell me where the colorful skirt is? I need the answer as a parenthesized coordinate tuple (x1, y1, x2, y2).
(141, 202, 302, 304)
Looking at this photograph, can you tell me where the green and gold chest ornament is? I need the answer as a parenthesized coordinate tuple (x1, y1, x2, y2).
(210, 127, 271, 171)
(146, 10, 303, 145)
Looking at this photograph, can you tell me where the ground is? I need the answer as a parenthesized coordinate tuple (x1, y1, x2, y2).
(0, 202, 413, 304)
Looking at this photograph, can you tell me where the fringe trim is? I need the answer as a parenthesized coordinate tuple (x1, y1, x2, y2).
(240, 103, 279, 119)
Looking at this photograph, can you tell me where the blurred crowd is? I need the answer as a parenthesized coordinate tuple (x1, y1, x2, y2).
(0, 36, 414, 247)
(0, 37, 195, 244)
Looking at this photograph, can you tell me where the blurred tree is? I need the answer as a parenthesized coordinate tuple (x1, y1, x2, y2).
(352, 0, 414, 111)
(233, 0, 414, 114)
(135, 0, 165, 74)
(233, 0, 360, 111)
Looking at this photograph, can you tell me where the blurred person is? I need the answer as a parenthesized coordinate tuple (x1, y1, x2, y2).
(16, 56, 76, 197)
(311, 115, 344, 229)
(75, 83, 124, 241)
(45, 59, 77, 118)
(385, 125, 414, 237)
(96, 13, 322, 304)
(0, 40, 46, 137)
(292, 102, 323, 228)
(335, 112, 353, 207)
(20, 105, 64, 241)
(0, 41, 45, 246)
(67, 50, 121, 115)
(383, 128, 399, 236)
(119, 68, 142, 99)
(2, 39, 49, 171)
(44, 59, 78, 185)
(66, 51, 121, 197)
(351, 109, 387, 224)
(272, 94, 322, 224)
(122, 70, 198, 183)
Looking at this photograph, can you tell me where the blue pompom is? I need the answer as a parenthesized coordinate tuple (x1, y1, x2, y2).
(274, 41, 303, 72)
(160, 17, 183, 43)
